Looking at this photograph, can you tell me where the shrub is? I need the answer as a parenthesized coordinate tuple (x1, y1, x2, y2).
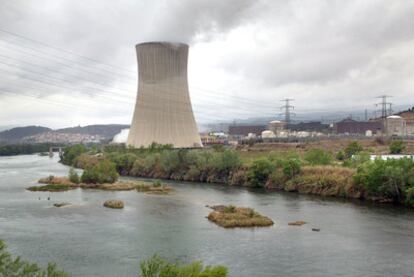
(160, 150, 183, 175)
(210, 149, 242, 176)
(0, 240, 68, 276)
(61, 144, 87, 165)
(139, 255, 227, 277)
(344, 141, 363, 159)
(247, 158, 275, 187)
(336, 150, 345, 161)
(389, 140, 406, 154)
(282, 158, 301, 178)
(304, 148, 332, 165)
(68, 168, 80, 184)
(354, 158, 414, 202)
(73, 153, 102, 169)
(81, 159, 119, 184)
(107, 153, 138, 175)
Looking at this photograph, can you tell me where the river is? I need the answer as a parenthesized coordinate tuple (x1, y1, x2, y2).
(0, 155, 413, 277)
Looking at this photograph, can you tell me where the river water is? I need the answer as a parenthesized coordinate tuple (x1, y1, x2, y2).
(0, 155, 413, 277)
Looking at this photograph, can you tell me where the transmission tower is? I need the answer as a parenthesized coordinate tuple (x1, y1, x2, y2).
(280, 98, 295, 124)
(376, 95, 393, 118)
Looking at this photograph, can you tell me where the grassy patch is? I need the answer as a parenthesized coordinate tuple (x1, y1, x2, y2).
(207, 205, 274, 228)
(27, 184, 73, 192)
(135, 182, 173, 194)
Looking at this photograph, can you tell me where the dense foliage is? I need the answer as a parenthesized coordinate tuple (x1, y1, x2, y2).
(61, 144, 88, 165)
(81, 159, 119, 184)
(389, 140, 406, 154)
(61, 142, 414, 207)
(247, 158, 275, 187)
(139, 255, 227, 277)
(0, 240, 68, 277)
(304, 148, 333, 165)
(0, 143, 62, 156)
(354, 158, 414, 204)
(344, 141, 363, 159)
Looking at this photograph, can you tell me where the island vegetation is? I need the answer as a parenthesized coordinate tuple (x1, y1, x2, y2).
(207, 205, 274, 228)
(28, 162, 172, 194)
(57, 140, 414, 207)
(103, 199, 124, 209)
(0, 240, 228, 277)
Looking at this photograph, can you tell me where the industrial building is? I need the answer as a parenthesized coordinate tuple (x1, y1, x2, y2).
(228, 125, 267, 137)
(127, 42, 202, 148)
(333, 118, 383, 135)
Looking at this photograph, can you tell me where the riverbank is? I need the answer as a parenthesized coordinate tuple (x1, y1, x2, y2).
(60, 142, 414, 207)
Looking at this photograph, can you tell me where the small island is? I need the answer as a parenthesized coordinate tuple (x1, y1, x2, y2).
(103, 199, 124, 209)
(27, 176, 172, 194)
(207, 205, 274, 228)
(26, 160, 173, 194)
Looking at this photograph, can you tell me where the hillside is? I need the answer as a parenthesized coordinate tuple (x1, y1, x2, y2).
(56, 124, 129, 137)
(0, 124, 130, 144)
(0, 126, 51, 143)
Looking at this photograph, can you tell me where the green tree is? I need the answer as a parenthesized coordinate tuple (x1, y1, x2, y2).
(389, 140, 406, 154)
(344, 141, 363, 159)
(81, 159, 119, 184)
(304, 148, 332, 165)
(354, 158, 414, 203)
(247, 158, 275, 187)
(282, 158, 301, 178)
(61, 144, 87, 165)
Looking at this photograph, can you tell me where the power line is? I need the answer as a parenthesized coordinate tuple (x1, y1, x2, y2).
(375, 95, 392, 118)
(280, 98, 295, 124)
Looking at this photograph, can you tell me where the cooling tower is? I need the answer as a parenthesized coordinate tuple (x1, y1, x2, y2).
(127, 42, 202, 148)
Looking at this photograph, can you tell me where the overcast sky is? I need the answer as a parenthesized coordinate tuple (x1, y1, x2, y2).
(0, 0, 413, 129)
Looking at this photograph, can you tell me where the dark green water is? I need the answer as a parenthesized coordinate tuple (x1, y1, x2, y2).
(0, 155, 413, 277)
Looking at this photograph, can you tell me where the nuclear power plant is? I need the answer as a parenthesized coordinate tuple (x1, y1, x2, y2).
(127, 42, 202, 148)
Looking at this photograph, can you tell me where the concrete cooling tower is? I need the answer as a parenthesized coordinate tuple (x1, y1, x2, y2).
(127, 42, 202, 148)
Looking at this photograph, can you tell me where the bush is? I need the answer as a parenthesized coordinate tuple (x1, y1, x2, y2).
(336, 150, 345, 161)
(210, 149, 242, 176)
(0, 240, 68, 276)
(247, 158, 275, 187)
(304, 148, 332, 165)
(282, 158, 301, 178)
(107, 153, 138, 175)
(354, 158, 414, 202)
(389, 140, 406, 154)
(68, 168, 80, 184)
(81, 159, 119, 184)
(139, 255, 227, 277)
(344, 141, 363, 159)
(61, 144, 87, 165)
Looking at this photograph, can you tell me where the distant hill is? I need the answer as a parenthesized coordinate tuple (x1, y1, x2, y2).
(0, 124, 130, 144)
(0, 126, 51, 143)
(56, 124, 130, 137)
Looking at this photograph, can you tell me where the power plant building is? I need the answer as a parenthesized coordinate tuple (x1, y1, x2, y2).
(127, 42, 202, 148)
